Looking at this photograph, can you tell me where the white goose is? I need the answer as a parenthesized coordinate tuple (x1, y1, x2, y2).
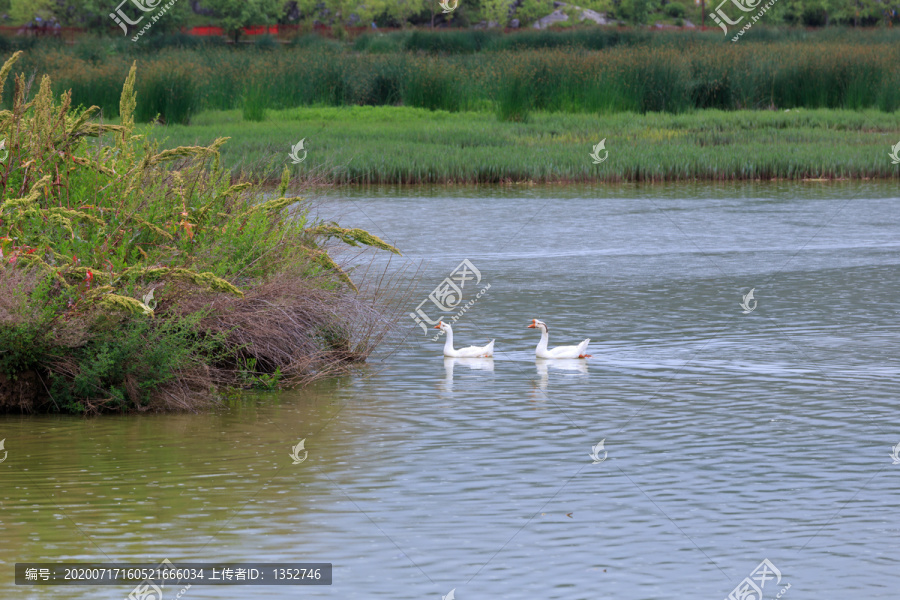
(434, 321, 495, 358)
(527, 319, 591, 359)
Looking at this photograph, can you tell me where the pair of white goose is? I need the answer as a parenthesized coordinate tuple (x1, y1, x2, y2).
(434, 319, 592, 359)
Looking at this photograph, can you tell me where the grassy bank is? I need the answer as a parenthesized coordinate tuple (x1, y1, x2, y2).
(0, 53, 399, 414)
(150, 106, 900, 184)
(8, 35, 900, 123)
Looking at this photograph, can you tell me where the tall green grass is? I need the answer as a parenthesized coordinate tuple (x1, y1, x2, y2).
(242, 83, 268, 121)
(344, 26, 900, 53)
(154, 106, 900, 184)
(10, 38, 900, 121)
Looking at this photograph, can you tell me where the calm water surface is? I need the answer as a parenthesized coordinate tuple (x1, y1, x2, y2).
(2, 182, 899, 599)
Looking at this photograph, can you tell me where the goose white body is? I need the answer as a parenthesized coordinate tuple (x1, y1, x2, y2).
(435, 321, 494, 358)
(528, 319, 591, 359)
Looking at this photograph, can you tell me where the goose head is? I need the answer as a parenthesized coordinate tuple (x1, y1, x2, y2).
(527, 319, 548, 332)
(434, 320, 451, 332)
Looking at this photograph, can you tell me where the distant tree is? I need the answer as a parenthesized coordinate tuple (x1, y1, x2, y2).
(9, 0, 47, 24)
(203, 0, 282, 41)
(293, 0, 391, 26)
(622, 0, 648, 24)
(480, 0, 512, 26)
(383, 0, 429, 26)
(36, 0, 189, 35)
(515, 0, 554, 26)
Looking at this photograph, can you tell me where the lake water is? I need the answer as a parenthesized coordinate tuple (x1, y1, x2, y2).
(2, 182, 899, 599)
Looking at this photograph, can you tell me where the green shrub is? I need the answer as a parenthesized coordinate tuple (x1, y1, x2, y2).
(47, 313, 225, 413)
(0, 52, 400, 413)
(0, 323, 45, 379)
(666, 2, 686, 18)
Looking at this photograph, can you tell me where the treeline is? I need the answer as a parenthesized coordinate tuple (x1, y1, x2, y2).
(4, 0, 900, 39)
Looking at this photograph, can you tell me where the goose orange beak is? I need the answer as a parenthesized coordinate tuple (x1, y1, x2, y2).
(527, 320, 536, 328)
(434, 322, 442, 329)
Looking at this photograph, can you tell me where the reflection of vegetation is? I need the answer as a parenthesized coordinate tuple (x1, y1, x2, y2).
(0, 393, 347, 571)
(0, 52, 399, 413)
(154, 105, 900, 184)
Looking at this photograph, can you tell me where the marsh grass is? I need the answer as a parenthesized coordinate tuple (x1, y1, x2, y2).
(152, 105, 900, 184)
(13, 40, 900, 118)
(134, 62, 198, 124)
(242, 83, 268, 121)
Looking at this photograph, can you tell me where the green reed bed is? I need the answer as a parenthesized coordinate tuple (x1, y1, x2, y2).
(10, 41, 900, 126)
(348, 26, 900, 53)
(151, 105, 900, 184)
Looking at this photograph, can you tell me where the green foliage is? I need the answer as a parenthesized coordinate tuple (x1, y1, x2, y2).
(237, 357, 281, 390)
(496, 71, 532, 122)
(0, 51, 399, 412)
(254, 34, 280, 50)
(623, 0, 650, 24)
(516, 0, 555, 25)
(151, 104, 900, 184)
(0, 323, 45, 379)
(242, 83, 268, 121)
(401, 59, 461, 111)
(35, 0, 191, 35)
(202, 0, 282, 42)
(352, 33, 406, 53)
(1, 0, 898, 31)
(15, 29, 898, 122)
(48, 313, 224, 412)
(134, 64, 198, 124)
(403, 29, 497, 53)
(666, 2, 686, 18)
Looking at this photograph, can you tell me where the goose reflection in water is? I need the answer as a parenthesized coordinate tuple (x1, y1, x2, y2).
(534, 358, 589, 393)
(441, 356, 495, 392)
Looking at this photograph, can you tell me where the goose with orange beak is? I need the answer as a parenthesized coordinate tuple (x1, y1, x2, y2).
(434, 321, 495, 358)
(528, 319, 591, 359)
